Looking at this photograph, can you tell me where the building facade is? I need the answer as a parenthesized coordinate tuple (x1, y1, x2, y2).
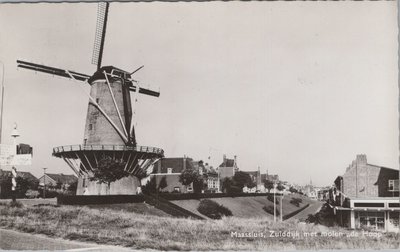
(149, 157, 195, 193)
(39, 173, 77, 190)
(331, 154, 400, 232)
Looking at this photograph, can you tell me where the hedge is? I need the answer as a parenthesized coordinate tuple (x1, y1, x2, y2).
(197, 199, 232, 219)
(57, 195, 145, 205)
(161, 192, 282, 201)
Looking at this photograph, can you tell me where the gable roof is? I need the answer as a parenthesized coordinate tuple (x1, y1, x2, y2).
(45, 173, 77, 184)
(219, 159, 235, 168)
(153, 157, 195, 174)
(260, 174, 279, 182)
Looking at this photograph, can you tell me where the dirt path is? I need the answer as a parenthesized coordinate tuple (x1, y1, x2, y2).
(289, 200, 324, 221)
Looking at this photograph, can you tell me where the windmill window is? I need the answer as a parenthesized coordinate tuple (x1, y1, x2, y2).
(96, 98, 100, 103)
(88, 124, 93, 130)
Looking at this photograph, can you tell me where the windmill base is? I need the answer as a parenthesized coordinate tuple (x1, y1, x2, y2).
(76, 175, 141, 195)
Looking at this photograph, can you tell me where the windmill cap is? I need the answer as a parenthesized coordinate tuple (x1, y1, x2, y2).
(88, 66, 130, 84)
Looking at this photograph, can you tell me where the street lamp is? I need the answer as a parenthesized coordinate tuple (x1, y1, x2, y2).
(11, 123, 19, 202)
(43, 168, 47, 199)
(280, 194, 284, 222)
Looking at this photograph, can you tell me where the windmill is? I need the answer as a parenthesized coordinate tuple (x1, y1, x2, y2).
(17, 3, 164, 195)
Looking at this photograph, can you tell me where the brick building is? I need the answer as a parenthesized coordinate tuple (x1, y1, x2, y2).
(39, 173, 77, 190)
(149, 157, 195, 193)
(331, 154, 400, 232)
(217, 155, 239, 180)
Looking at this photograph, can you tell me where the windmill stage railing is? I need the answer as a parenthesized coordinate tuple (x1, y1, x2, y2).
(53, 144, 164, 155)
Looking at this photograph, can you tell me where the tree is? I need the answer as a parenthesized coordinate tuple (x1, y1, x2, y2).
(221, 177, 241, 194)
(142, 176, 157, 195)
(246, 180, 257, 189)
(289, 186, 298, 194)
(16, 177, 38, 198)
(276, 183, 285, 192)
(55, 181, 63, 190)
(221, 177, 233, 193)
(158, 176, 168, 191)
(264, 180, 274, 193)
(193, 178, 204, 194)
(68, 181, 78, 194)
(89, 156, 131, 193)
(232, 171, 252, 190)
(179, 168, 202, 193)
(179, 168, 200, 186)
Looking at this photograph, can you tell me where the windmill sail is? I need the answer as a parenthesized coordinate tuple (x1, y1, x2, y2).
(17, 60, 90, 82)
(91, 2, 110, 70)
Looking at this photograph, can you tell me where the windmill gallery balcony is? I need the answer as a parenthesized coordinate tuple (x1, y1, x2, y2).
(52, 144, 164, 178)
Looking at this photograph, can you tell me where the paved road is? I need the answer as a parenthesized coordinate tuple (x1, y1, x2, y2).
(0, 229, 133, 251)
(289, 200, 324, 221)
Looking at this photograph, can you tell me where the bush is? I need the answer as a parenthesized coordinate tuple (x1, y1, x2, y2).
(197, 199, 232, 219)
(263, 205, 280, 216)
(290, 197, 303, 207)
(267, 194, 279, 205)
(306, 203, 336, 226)
(39, 190, 59, 198)
(25, 190, 40, 199)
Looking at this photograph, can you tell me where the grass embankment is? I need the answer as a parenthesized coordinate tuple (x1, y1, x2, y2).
(172, 195, 313, 219)
(1, 203, 399, 250)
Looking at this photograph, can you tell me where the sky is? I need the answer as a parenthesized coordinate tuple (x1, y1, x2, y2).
(0, 1, 398, 186)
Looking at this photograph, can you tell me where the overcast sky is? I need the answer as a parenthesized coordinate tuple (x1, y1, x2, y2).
(0, 1, 397, 186)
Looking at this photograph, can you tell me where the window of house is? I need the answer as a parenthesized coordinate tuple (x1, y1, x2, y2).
(187, 187, 193, 192)
(174, 187, 180, 193)
(388, 180, 399, 191)
(167, 168, 172, 174)
(356, 211, 385, 230)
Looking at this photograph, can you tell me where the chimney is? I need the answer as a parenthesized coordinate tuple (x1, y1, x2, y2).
(183, 155, 187, 170)
(223, 154, 227, 166)
(356, 154, 367, 165)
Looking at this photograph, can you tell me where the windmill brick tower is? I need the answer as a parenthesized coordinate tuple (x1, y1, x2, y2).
(17, 3, 163, 195)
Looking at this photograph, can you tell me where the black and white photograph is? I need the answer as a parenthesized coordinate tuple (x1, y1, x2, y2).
(0, 0, 398, 251)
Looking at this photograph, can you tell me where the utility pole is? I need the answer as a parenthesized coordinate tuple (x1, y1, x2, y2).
(280, 194, 283, 222)
(0, 61, 5, 146)
(43, 168, 47, 199)
(273, 182, 277, 222)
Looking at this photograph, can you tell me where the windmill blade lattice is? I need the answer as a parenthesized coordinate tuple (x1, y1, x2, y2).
(92, 2, 109, 69)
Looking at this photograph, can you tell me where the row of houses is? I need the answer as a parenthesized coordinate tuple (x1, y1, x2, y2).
(329, 154, 399, 233)
(149, 154, 281, 193)
(0, 169, 77, 198)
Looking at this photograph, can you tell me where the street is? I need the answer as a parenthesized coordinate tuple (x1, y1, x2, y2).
(0, 228, 133, 251)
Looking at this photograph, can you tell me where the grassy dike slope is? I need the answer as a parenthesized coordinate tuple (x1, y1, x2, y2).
(171, 195, 314, 219)
(1, 203, 399, 250)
